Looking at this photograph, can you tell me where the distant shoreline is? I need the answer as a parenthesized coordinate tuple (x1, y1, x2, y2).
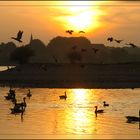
(0, 63, 140, 89)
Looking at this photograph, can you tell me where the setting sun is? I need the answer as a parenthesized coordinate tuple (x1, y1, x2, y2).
(54, 1, 103, 33)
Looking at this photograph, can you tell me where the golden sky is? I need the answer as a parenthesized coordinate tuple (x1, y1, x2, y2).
(0, 1, 140, 46)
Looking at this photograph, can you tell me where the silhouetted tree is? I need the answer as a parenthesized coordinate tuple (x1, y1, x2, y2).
(68, 51, 82, 63)
(10, 46, 34, 64)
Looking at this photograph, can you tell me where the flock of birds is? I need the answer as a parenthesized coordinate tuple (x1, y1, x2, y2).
(107, 37, 138, 48)
(59, 91, 140, 125)
(2, 88, 140, 128)
(11, 30, 139, 49)
(4, 88, 32, 117)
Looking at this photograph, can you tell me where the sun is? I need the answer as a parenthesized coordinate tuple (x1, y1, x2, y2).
(54, 1, 103, 33)
(67, 10, 99, 32)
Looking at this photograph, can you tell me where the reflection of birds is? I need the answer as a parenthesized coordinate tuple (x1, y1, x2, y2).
(59, 92, 67, 100)
(107, 37, 114, 42)
(126, 43, 138, 48)
(115, 39, 123, 43)
(92, 48, 99, 54)
(79, 31, 85, 33)
(53, 56, 58, 63)
(66, 30, 74, 35)
(81, 49, 87, 52)
(103, 101, 109, 107)
(95, 106, 104, 114)
(11, 30, 23, 42)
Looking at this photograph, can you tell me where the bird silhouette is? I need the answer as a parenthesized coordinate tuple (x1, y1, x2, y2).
(115, 39, 123, 43)
(95, 106, 104, 114)
(11, 30, 23, 43)
(59, 92, 67, 100)
(107, 37, 114, 42)
(126, 43, 138, 48)
(79, 31, 85, 33)
(103, 101, 109, 107)
(53, 56, 58, 63)
(92, 48, 99, 54)
(66, 30, 74, 35)
(27, 89, 32, 98)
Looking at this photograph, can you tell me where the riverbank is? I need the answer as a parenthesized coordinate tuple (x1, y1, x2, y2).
(0, 63, 140, 89)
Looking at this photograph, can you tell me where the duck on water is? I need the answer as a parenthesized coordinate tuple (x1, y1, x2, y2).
(126, 110, 140, 123)
(59, 91, 67, 100)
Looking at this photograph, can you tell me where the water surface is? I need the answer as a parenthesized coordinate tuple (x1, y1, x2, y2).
(0, 87, 140, 139)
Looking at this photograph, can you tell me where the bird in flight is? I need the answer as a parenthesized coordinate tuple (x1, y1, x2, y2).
(115, 39, 123, 43)
(53, 56, 58, 63)
(11, 30, 23, 43)
(66, 30, 74, 35)
(125, 43, 138, 48)
(92, 48, 99, 54)
(107, 37, 114, 42)
(79, 31, 85, 33)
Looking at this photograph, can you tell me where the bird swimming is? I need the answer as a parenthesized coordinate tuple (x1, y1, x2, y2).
(103, 101, 109, 107)
(11, 30, 23, 43)
(126, 110, 140, 123)
(14, 97, 27, 108)
(27, 89, 32, 98)
(59, 92, 67, 100)
(94, 106, 104, 114)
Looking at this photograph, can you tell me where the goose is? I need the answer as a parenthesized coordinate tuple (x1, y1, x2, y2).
(103, 101, 109, 107)
(59, 92, 67, 100)
(11, 105, 25, 114)
(11, 30, 23, 43)
(14, 97, 27, 108)
(95, 106, 104, 114)
(126, 110, 140, 123)
(27, 89, 32, 98)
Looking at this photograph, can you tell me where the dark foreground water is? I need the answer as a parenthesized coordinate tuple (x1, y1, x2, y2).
(0, 87, 140, 139)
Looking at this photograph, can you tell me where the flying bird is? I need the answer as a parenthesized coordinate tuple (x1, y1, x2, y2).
(107, 37, 114, 42)
(53, 56, 58, 63)
(92, 48, 99, 54)
(115, 39, 123, 43)
(11, 30, 23, 43)
(125, 43, 138, 48)
(79, 31, 85, 33)
(66, 30, 74, 35)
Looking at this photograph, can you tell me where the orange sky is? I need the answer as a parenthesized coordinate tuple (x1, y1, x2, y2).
(0, 1, 140, 47)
